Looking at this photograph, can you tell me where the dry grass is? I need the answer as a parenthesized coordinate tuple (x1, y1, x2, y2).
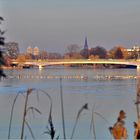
(8, 80, 109, 139)
(8, 88, 53, 139)
(71, 103, 88, 139)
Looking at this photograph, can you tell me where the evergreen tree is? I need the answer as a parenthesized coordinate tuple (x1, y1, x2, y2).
(0, 16, 6, 79)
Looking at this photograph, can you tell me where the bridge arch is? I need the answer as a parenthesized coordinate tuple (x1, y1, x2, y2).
(12, 59, 140, 69)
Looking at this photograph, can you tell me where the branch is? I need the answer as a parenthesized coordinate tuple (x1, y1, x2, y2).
(25, 120, 35, 139)
(26, 106, 42, 116)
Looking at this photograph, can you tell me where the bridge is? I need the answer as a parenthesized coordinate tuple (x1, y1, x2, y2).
(11, 59, 140, 69)
(10, 58, 140, 121)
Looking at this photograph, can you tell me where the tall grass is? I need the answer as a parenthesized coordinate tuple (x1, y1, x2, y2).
(90, 105, 109, 139)
(71, 103, 88, 139)
(8, 88, 53, 139)
(90, 105, 96, 139)
(8, 80, 109, 139)
(20, 89, 31, 139)
(43, 109, 59, 140)
(8, 92, 20, 139)
(136, 69, 140, 119)
(60, 78, 66, 139)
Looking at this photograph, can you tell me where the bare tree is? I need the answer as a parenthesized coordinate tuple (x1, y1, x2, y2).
(65, 44, 81, 58)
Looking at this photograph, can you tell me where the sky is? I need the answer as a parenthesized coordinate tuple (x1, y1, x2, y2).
(1, 0, 140, 53)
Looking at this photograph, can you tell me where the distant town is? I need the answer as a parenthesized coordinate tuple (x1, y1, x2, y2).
(2, 37, 140, 69)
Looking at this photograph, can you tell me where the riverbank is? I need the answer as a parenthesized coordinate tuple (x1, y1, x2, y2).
(2, 66, 23, 70)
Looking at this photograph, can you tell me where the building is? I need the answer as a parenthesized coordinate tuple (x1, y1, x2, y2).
(33, 46, 39, 57)
(127, 45, 140, 53)
(27, 46, 32, 54)
(33, 46, 39, 56)
(126, 45, 140, 59)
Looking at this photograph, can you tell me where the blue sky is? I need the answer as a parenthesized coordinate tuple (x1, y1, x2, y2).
(1, 0, 140, 53)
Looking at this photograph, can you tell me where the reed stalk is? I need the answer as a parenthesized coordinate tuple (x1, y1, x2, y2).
(89, 105, 96, 139)
(8, 88, 53, 139)
(60, 78, 66, 139)
(136, 69, 140, 119)
(37, 89, 52, 116)
(8, 93, 20, 139)
(90, 105, 109, 139)
(20, 89, 30, 139)
(37, 89, 57, 139)
(71, 103, 88, 139)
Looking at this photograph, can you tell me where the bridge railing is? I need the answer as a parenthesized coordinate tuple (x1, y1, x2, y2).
(11, 58, 140, 63)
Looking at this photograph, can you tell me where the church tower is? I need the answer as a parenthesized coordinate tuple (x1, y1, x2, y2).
(84, 37, 88, 50)
(83, 37, 89, 58)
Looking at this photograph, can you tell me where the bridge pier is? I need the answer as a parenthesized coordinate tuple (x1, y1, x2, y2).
(39, 65, 43, 69)
(137, 65, 140, 69)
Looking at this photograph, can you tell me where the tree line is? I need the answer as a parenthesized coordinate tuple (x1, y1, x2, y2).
(4, 44, 140, 64)
(64, 44, 139, 60)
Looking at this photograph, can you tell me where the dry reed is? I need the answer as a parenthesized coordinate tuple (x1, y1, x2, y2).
(71, 103, 88, 139)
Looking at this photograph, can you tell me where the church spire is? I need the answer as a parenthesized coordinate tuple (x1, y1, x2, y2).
(84, 37, 88, 50)
(83, 37, 89, 58)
